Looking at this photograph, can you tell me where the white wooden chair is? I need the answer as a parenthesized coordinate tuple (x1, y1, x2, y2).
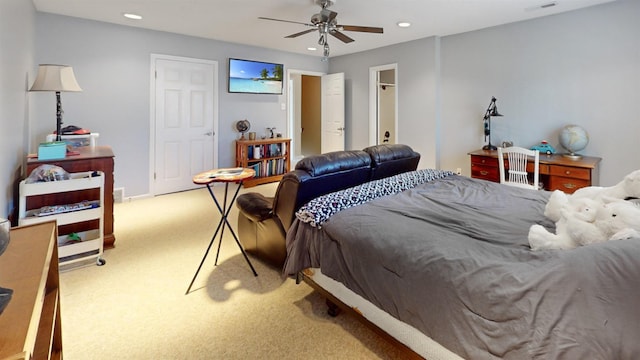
(498, 146, 540, 190)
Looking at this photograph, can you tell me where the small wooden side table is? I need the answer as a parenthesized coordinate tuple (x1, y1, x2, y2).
(186, 168, 257, 294)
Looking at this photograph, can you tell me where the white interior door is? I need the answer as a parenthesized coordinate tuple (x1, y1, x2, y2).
(321, 72, 345, 153)
(153, 56, 217, 195)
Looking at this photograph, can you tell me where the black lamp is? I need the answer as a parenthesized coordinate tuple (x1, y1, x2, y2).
(29, 64, 82, 141)
(482, 96, 503, 150)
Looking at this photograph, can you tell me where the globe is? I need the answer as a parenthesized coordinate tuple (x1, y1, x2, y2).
(235, 119, 251, 139)
(559, 125, 589, 158)
(235, 119, 250, 133)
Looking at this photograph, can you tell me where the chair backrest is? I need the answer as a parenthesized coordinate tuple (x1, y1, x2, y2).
(498, 146, 540, 190)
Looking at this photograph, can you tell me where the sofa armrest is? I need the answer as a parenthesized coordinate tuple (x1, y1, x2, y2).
(236, 193, 274, 222)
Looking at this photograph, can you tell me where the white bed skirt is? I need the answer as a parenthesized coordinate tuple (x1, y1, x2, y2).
(306, 268, 463, 360)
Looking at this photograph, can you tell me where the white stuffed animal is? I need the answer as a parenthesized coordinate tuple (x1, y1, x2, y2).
(529, 198, 606, 250)
(544, 169, 640, 222)
(594, 200, 640, 241)
(529, 198, 640, 251)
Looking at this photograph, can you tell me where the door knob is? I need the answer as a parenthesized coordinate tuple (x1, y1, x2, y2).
(204, 131, 213, 136)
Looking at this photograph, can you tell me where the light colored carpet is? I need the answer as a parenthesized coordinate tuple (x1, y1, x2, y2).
(59, 183, 405, 359)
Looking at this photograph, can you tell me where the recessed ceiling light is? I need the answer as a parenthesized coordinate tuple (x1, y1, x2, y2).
(307, 47, 317, 51)
(397, 21, 411, 28)
(123, 13, 142, 20)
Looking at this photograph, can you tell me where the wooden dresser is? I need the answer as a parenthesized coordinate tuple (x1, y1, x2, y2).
(26, 146, 116, 248)
(469, 149, 601, 193)
(0, 222, 62, 359)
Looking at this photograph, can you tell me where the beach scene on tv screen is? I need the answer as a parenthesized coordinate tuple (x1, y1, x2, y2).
(229, 59, 283, 94)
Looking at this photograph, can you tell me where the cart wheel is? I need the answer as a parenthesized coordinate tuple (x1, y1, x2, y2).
(96, 258, 106, 266)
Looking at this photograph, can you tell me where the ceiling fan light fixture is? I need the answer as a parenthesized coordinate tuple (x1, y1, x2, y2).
(260, 0, 382, 58)
(316, 0, 335, 8)
(307, 47, 317, 51)
(397, 21, 411, 28)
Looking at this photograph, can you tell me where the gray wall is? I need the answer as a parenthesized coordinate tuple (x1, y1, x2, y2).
(329, 37, 439, 169)
(440, 0, 639, 186)
(331, 0, 639, 186)
(2, 0, 638, 217)
(32, 13, 327, 197)
(0, 0, 35, 217)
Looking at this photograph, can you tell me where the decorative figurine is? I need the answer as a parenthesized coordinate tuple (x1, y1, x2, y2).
(531, 140, 556, 155)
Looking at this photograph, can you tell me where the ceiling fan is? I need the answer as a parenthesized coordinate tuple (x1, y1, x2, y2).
(259, 0, 383, 58)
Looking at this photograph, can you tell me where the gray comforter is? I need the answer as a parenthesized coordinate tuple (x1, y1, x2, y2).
(283, 175, 640, 359)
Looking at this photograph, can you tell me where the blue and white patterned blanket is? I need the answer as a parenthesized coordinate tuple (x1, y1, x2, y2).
(295, 169, 455, 228)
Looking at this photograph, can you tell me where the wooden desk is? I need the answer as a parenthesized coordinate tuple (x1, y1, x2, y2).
(468, 149, 601, 193)
(27, 146, 116, 248)
(0, 222, 62, 360)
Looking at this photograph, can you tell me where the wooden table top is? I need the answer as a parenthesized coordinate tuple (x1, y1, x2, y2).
(468, 149, 602, 169)
(28, 145, 115, 164)
(192, 168, 255, 185)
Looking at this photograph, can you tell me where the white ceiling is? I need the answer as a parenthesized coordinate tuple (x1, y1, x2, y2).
(32, 0, 615, 58)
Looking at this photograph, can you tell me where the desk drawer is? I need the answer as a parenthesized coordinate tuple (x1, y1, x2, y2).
(548, 176, 590, 194)
(549, 165, 591, 180)
(471, 164, 499, 182)
(470, 155, 499, 167)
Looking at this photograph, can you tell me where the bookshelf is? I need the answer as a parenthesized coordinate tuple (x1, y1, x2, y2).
(236, 138, 291, 187)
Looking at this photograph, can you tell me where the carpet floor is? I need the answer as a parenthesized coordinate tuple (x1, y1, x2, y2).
(59, 183, 405, 359)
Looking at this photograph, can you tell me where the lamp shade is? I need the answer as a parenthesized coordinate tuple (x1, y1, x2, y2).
(29, 64, 82, 92)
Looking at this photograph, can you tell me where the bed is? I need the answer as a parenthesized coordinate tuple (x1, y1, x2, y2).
(283, 170, 640, 359)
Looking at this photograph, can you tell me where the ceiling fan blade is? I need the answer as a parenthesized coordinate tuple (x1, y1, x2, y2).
(258, 17, 313, 27)
(285, 28, 318, 38)
(339, 25, 384, 34)
(330, 31, 354, 43)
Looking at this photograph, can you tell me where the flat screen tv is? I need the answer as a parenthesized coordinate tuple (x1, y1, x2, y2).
(228, 58, 284, 95)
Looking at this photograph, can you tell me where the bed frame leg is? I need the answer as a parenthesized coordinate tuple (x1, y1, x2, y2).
(326, 299, 341, 317)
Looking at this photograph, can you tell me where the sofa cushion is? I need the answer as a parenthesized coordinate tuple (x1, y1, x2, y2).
(295, 150, 371, 176)
(364, 144, 421, 180)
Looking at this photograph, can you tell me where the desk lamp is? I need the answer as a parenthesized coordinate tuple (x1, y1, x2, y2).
(482, 96, 503, 150)
(29, 64, 82, 141)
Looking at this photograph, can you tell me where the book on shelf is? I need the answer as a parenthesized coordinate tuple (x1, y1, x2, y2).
(249, 162, 261, 177)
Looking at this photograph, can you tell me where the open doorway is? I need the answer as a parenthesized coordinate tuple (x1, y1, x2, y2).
(289, 69, 350, 163)
(300, 75, 321, 155)
(369, 64, 398, 146)
(288, 69, 323, 164)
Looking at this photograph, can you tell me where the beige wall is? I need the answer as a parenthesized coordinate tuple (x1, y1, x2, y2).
(301, 75, 321, 156)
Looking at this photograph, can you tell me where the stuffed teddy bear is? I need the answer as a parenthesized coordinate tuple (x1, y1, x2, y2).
(544, 169, 640, 222)
(529, 197, 606, 250)
(594, 199, 640, 241)
(529, 198, 640, 250)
